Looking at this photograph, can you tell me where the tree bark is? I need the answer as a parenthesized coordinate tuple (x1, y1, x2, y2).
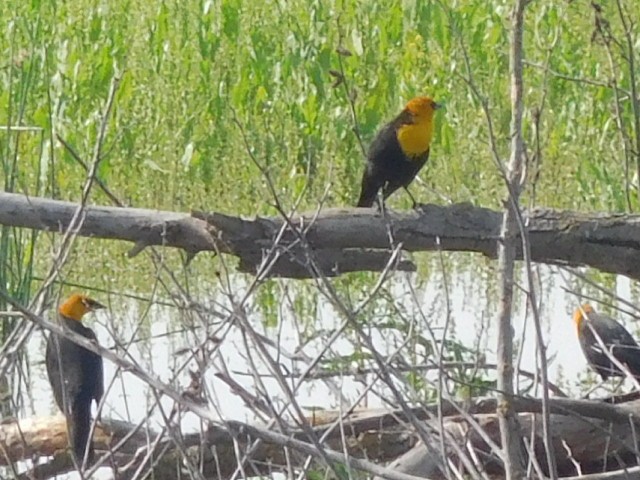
(3, 191, 640, 279)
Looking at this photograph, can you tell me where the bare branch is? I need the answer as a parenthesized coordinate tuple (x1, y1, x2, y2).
(495, 1, 530, 478)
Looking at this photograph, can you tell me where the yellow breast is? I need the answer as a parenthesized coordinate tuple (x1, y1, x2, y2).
(396, 118, 434, 158)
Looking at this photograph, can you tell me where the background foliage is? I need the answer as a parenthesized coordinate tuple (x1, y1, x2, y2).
(0, 0, 639, 423)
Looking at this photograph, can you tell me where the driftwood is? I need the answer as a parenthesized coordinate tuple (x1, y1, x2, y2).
(2, 191, 640, 279)
(5, 396, 640, 479)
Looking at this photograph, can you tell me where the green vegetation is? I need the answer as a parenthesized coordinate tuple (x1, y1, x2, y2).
(0, 0, 638, 403)
(2, 1, 637, 273)
(2, 0, 637, 214)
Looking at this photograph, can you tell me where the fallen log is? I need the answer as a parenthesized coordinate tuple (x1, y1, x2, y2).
(5, 396, 640, 479)
(2, 191, 640, 279)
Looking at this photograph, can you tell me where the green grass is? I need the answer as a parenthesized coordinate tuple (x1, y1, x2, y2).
(1, 0, 636, 216)
(0, 0, 639, 407)
(0, 0, 637, 279)
(0, 0, 636, 298)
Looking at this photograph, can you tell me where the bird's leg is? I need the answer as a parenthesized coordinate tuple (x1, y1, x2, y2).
(404, 187, 418, 209)
(375, 190, 387, 217)
(378, 193, 397, 245)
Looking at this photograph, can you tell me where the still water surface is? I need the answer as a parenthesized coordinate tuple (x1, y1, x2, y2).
(22, 264, 638, 478)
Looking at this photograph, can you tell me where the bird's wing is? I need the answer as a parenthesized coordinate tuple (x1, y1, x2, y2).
(587, 314, 638, 346)
(94, 354, 104, 405)
(609, 329, 639, 347)
(45, 335, 66, 410)
(367, 122, 399, 162)
(58, 347, 87, 412)
(77, 325, 104, 405)
(585, 342, 605, 355)
(588, 316, 640, 375)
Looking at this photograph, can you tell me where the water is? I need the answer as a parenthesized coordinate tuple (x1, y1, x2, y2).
(21, 263, 639, 478)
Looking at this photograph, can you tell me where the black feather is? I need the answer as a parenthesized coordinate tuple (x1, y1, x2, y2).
(69, 395, 94, 464)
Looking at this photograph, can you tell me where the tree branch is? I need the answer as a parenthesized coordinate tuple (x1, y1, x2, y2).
(496, 0, 529, 477)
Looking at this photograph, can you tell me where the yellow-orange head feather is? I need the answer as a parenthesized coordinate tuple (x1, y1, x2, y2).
(573, 304, 594, 331)
(58, 294, 105, 322)
(397, 96, 441, 157)
(404, 96, 441, 118)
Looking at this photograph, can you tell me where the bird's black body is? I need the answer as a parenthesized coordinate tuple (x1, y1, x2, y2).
(46, 316, 104, 465)
(357, 111, 430, 208)
(578, 311, 640, 380)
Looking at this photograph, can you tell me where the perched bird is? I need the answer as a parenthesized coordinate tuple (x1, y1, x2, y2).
(356, 96, 441, 208)
(573, 304, 640, 381)
(46, 294, 105, 466)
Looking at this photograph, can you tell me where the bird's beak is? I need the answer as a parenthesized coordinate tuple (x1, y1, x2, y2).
(433, 102, 443, 110)
(87, 299, 106, 311)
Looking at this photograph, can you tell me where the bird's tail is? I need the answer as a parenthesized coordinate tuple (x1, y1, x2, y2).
(356, 184, 378, 208)
(68, 399, 94, 467)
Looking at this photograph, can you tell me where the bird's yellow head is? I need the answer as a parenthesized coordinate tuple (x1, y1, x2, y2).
(573, 304, 594, 331)
(405, 96, 442, 120)
(58, 294, 105, 322)
(397, 96, 441, 157)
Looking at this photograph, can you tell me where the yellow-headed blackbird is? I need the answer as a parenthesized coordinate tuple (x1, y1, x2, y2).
(356, 96, 441, 208)
(46, 294, 105, 466)
(573, 304, 640, 380)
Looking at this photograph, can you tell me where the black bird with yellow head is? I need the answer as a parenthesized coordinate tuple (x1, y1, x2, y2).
(45, 293, 105, 467)
(357, 96, 441, 208)
(573, 304, 640, 381)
